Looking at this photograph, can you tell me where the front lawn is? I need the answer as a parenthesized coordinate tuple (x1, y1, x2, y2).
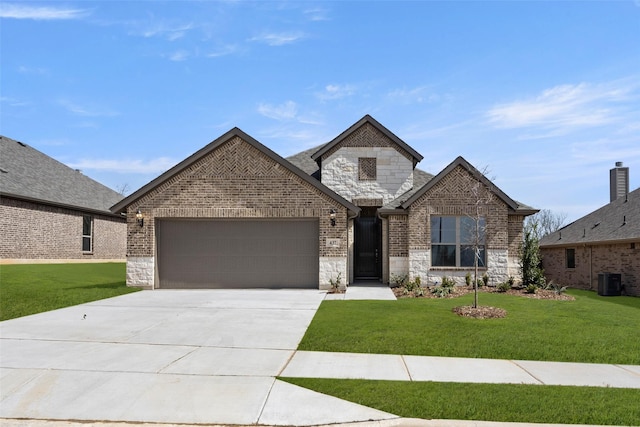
(298, 289, 640, 364)
(0, 263, 138, 321)
(281, 378, 640, 426)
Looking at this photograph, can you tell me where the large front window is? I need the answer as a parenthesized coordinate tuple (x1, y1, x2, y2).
(431, 216, 486, 267)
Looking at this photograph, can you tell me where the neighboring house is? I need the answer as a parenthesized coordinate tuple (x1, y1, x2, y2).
(0, 136, 126, 263)
(540, 163, 639, 296)
(111, 115, 537, 289)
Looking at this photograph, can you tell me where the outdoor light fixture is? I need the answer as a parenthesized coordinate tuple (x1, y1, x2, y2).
(330, 209, 336, 227)
(136, 209, 144, 227)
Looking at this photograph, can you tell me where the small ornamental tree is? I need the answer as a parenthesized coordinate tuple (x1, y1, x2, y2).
(521, 221, 546, 288)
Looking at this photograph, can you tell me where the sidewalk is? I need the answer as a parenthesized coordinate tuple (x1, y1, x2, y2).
(2, 286, 639, 427)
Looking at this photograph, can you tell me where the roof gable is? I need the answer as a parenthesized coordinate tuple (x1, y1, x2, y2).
(540, 187, 640, 247)
(0, 135, 123, 214)
(311, 115, 423, 166)
(110, 128, 359, 215)
(401, 156, 526, 213)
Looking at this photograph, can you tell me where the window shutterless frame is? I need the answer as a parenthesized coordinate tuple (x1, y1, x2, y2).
(82, 215, 93, 252)
(431, 216, 486, 267)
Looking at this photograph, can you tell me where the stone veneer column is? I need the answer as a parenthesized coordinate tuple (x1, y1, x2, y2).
(319, 257, 347, 290)
(389, 257, 409, 280)
(487, 249, 508, 285)
(409, 249, 430, 282)
(126, 257, 155, 289)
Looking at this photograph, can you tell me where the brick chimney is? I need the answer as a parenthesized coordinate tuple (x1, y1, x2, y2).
(610, 161, 629, 202)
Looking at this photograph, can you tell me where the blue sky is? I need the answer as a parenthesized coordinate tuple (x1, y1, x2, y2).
(2, 1, 639, 223)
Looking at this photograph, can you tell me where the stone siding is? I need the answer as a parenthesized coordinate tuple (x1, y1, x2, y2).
(542, 243, 639, 296)
(320, 124, 413, 205)
(125, 136, 349, 288)
(1, 196, 125, 262)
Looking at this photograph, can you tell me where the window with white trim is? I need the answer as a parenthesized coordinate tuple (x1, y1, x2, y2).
(431, 216, 486, 267)
(82, 215, 93, 252)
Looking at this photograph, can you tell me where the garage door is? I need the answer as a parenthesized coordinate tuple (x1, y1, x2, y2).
(156, 219, 319, 289)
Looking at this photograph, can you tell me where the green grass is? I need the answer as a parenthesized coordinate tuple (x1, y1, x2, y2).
(299, 289, 640, 364)
(281, 378, 640, 426)
(0, 263, 139, 320)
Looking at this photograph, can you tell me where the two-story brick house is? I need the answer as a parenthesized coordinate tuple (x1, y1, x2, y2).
(112, 115, 537, 289)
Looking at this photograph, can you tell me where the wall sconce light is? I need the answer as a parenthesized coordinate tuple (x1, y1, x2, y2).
(329, 209, 336, 227)
(136, 209, 144, 227)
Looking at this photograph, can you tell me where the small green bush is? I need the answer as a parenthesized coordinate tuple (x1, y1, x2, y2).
(465, 272, 472, 286)
(432, 285, 453, 298)
(482, 273, 489, 287)
(525, 284, 538, 294)
(497, 282, 511, 293)
(390, 273, 408, 288)
(441, 276, 456, 288)
(507, 276, 515, 287)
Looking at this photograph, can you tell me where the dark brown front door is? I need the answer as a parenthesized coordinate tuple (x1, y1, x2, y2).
(354, 208, 381, 279)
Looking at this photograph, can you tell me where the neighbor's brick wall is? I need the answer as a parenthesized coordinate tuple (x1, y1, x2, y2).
(126, 136, 349, 260)
(542, 243, 639, 296)
(0, 197, 126, 261)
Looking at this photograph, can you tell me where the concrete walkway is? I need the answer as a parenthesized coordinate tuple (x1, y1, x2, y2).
(2, 286, 639, 427)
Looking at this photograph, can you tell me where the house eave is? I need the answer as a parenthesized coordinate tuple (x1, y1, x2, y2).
(2, 192, 124, 218)
(540, 237, 640, 248)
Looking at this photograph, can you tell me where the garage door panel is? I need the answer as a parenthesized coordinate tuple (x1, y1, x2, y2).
(157, 219, 319, 289)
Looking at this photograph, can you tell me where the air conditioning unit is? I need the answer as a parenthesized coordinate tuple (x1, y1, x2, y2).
(598, 273, 622, 296)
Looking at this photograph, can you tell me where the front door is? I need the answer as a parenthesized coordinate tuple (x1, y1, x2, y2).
(354, 207, 381, 279)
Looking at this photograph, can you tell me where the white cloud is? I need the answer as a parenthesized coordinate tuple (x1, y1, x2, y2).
(316, 83, 356, 101)
(486, 79, 639, 134)
(18, 65, 48, 75)
(167, 50, 190, 61)
(0, 96, 30, 107)
(304, 8, 330, 21)
(139, 22, 195, 41)
(249, 32, 306, 46)
(0, 3, 89, 20)
(206, 44, 238, 58)
(67, 157, 176, 174)
(257, 101, 298, 121)
(58, 99, 119, 117)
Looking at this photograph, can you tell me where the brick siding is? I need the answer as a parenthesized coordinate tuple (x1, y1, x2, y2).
(1, 197, 125, 261)
(126, 136, 348, 259)
(542, 243, 639, 296)
(399, 165, 523, 283)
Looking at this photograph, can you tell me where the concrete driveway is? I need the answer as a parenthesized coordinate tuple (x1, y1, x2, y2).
(0, 289, 394, 425)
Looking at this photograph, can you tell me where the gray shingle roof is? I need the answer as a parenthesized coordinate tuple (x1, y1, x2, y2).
(0, 136, 123, 214)
(540, 187, 640, 247)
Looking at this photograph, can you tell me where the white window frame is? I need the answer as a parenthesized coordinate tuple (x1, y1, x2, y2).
(82, 215, 93, 253)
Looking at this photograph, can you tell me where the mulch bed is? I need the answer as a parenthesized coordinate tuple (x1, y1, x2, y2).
(392, 285, 575, 319)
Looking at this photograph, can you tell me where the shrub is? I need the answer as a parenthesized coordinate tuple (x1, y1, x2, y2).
(465, 272, 472, 287)
(507, 276, 515, 287)
(329, 273, 342, 293)
(432, 285, 453, 298)
(482, 273, 489, 287)
(551, 282, 568, 295)
(441, 276, 456, 288)
(525, 284, 538, 294)
(497, 281, 511, 293)
(390, 273, 408, 288)
(476, 278, 484, 288)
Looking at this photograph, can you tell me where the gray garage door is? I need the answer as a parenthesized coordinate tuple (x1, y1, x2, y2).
(156, 219, 319, 289)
